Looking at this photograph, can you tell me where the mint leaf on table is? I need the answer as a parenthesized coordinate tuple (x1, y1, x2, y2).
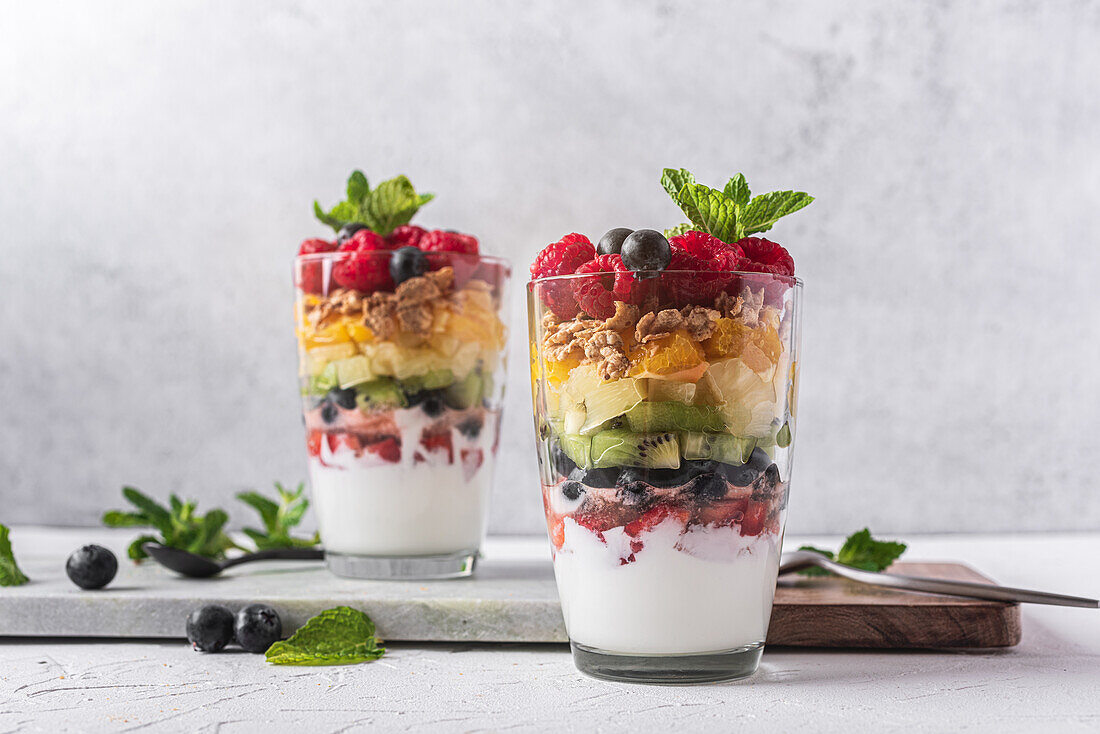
(0, 523, 29, 586)
(237, 482, 320, 551)
(102, 487, 238, 561)
(661, 168, 813, 243)
(265, 606, 385, 666)
(314, 171, 434, 237)
(797, 528, 907, 577)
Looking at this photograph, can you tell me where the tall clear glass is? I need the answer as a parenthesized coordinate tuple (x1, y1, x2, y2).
(528, 269, 801, 683)
(295, 251, 511, 579)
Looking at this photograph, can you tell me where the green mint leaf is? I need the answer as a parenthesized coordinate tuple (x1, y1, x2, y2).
(663, 223, 693, 239)
(128, 535, 158, 561)
(795, 545, 835, 577)
(360, 176, 433, 237)
(723, 174, 751, 207)
(0, 524, 29, 586)
(238, 483, 318, 551)
(102, 511, 150, 528)
(265, 606, 385, 666)
(836, 528, 907, 573)
(660, 168, 696, 199)
(346, 170, 370, 204)
(236, 491, 280, 531)
(121, 487, 172, 534)
(313, 201, 344, 231)
(676, 184, 740, 243)
(740, 191, 814, 236)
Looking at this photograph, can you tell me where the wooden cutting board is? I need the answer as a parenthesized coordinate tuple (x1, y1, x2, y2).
(768, 561, 1022, 648)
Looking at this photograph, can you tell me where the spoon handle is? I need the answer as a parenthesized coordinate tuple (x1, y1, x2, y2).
(816, 557, 1099, 608)
(221, 547, 326, 569)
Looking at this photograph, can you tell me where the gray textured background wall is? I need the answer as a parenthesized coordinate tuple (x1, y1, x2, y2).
(2, 0, 1099, 535)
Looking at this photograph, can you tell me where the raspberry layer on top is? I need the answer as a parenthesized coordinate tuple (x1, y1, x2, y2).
(528, 168, 810, 560)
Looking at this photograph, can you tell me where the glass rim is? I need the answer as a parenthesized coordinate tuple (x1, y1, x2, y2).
(529, 270, 802, 287)
(295, 251, 512, 269)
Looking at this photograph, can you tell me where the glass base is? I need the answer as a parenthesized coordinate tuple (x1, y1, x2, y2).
(325, 550, 478, 580)
(570, 641, 764, 685)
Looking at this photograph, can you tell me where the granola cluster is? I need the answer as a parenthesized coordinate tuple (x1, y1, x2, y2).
(541, 285, 775, 380)
(306, 267, 495, 342)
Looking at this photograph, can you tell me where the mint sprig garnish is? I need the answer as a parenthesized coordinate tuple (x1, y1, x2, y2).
(661, 168, 813, 243)
(798, 528, 907, 577)
(237, 482, 320, 551)
(102, 487, 239, 561)
(0, 523, 29, 586)
(265, 606, 385, 666)
(314, 171, 434, 237)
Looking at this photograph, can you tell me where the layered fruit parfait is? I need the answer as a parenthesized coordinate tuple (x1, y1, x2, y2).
(295, 171, 510, 579)
(528, 168, 809, 682)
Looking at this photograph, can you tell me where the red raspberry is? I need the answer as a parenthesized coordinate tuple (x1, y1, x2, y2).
(420, 229, 479, 255)
(332, 229, 394, 293)
(733, 237, 796, 306)
(296, 238, 337, 295)
(572, 254, 635, 319)
(386, 225, 426, 249)
(530, 233, 596, 319)
(734, 237, 795, 276)
(670, 230, 743, 265)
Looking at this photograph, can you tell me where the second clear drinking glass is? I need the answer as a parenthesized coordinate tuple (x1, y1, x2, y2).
(529, 268, 801, 683)
(295, 251, 511, 579)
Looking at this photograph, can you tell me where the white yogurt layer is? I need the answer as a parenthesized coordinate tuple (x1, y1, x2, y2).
(309, 411, 497, 557)
(554, 517, 782, 654)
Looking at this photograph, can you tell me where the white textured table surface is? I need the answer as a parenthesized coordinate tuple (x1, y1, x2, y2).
(2, 529, 1099, 733)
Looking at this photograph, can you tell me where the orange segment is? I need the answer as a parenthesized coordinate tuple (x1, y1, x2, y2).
(628, 329, 706, 379)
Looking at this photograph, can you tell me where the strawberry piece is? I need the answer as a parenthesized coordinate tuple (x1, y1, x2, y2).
(740, 501, 768, 537)
(364, 436, 401, 463)
(530, 233, 597, 319)
(571, 254, 636, 319)
(460, 448, 484, 481)
(420, 229, 479, 255)
(326, 432, 363, 456)
(306, 430, 323, 457)
(420, 429, 454, 463)
(332, 229, 394, 293)
(386, 225, 426, 249)
(296, 238, 337, 295)
(549, 518, 565, 550)
(624, 504, 689, 537)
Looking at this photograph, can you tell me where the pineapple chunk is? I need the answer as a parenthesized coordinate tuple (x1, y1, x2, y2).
(579, 377, 644, 435)
(706, 357, 777, 436)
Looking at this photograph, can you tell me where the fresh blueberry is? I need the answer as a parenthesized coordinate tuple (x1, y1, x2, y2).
(329, 387, 357, 410)
(764, 464, 781, 488)
(620, 229, 672, 272)
(65, 545, 118, 590)
(337, 223, 367, 245)
(389, 246, 428, 284)
(457, 415, 483, 438)
(549, 442, 577, 477)
(746, 447, 773, 473)
(618, 465, 694, 490)
(421, 393, 445, 417)
(569, 466, 618, 489)
(596, 228, 634, 256)
(689, 472, 729, 501)
(561, 481, 585, 501)
(320, 400, 339, 424)
(234, 603, 282, 654)
(715, 462, 757, 487)
(186, 605, 235, 653)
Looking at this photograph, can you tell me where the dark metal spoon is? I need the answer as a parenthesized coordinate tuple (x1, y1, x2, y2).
(143, 543, 325, 578)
